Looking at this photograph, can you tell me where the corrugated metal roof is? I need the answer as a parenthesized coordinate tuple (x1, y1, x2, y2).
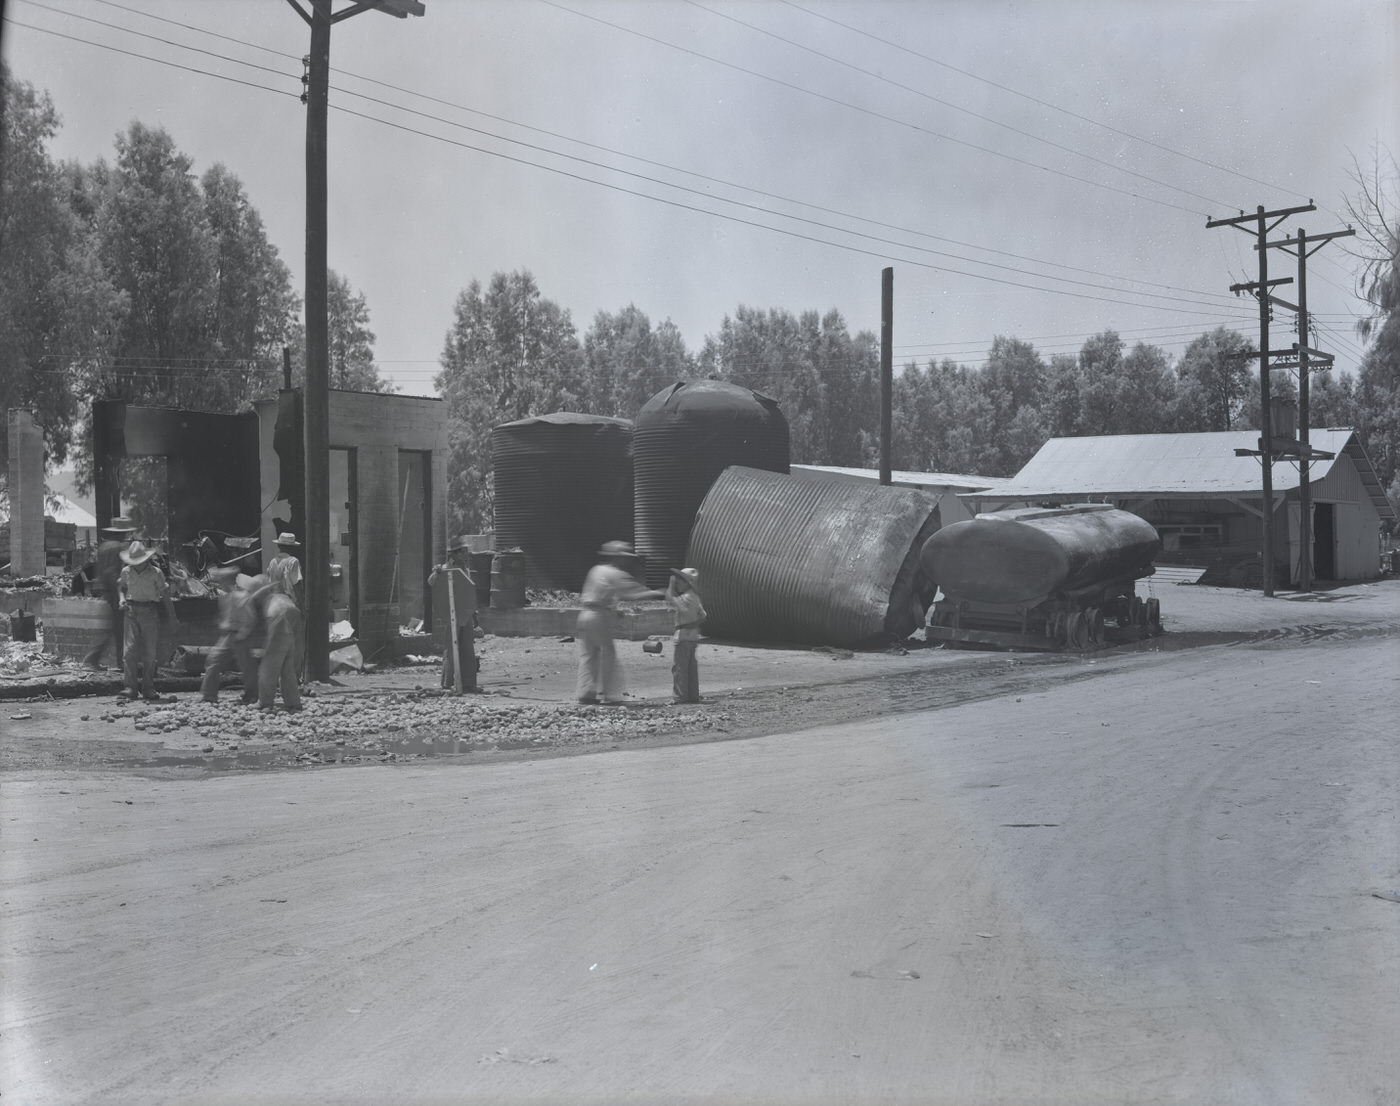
(791, 464, 1007, 491)
(974, 429, 1394, 523)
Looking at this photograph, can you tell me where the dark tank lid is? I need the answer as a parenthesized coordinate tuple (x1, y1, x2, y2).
(636, 379, 784, 426)
(494, 412, 633, 431)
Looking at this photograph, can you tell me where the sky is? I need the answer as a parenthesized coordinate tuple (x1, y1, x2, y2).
(3, 0, 1396, 399)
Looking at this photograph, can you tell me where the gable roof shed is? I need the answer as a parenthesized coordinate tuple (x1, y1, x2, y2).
(969, 429, 1394, 526)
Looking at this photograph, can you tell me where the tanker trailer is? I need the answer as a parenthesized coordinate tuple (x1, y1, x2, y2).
(919, 504, 1162, 651)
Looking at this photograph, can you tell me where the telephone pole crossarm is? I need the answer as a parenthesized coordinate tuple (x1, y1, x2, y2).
(1207, 201, 1314, 233)
(1257, 226, 1356, 255)
(1228, 277, 1292, 294)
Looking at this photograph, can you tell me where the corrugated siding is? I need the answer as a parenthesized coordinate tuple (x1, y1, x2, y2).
(491, 414, 633, 590)
(686, 467, 941, 647)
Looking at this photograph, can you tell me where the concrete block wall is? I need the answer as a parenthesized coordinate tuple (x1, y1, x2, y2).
(42, 596, 225, 663)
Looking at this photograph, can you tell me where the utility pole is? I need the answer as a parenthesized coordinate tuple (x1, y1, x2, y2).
(284, 0, 424, 682)
(1207, 202, 1313, 596)
(879, 267, 893, 486)
(1257, 224, 1354, 592)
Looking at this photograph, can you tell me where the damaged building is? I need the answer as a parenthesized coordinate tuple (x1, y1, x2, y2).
(83, 389, 449, 660)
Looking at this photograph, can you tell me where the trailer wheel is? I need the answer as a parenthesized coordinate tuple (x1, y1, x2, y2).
(1085, 606, 1103, 645)
(1146, 597, 1161, 630)
(1066, 611, 1087, 649)
(1129, 595, 1145, 627)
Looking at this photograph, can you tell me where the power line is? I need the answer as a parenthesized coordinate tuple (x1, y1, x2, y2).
(336, 99, 1259, 318)
(779, 0, 1312, 207)
(88, 0, 303, 62)
(20, 1, 297, 83)
(684, 0, 1235, 211)
(25, 0, 1242, 305)
(539, 0, 1212, 218)
(331, 85, 1242, 312)
(15, 14, 1248, 320)
(8, 18, 301, 101)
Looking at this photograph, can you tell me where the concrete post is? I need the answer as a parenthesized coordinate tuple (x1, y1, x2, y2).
(7, 410, 46, 576)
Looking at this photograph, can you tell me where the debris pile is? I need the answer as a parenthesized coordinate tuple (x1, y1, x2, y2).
(95, 688, 733, 762)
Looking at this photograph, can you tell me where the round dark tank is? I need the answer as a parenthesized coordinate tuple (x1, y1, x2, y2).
(490, 413, 634, 591)
(633, 380, 789, 587)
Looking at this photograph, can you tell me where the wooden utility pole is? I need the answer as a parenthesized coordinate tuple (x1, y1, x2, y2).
(1207, 202, 1313, 596)
(879, 267, 893, 486)
(1258, 224, 1354, 591)
(285, 0, 424, 681)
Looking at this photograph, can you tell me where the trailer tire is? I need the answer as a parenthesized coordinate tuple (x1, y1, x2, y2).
(1066, 611, 1087, 649)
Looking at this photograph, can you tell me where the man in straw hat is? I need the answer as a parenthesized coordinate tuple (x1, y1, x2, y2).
(82, 515, 137, 670)
(428, 535, 478, 692)
(116, 539, 177, 702)
(266, 531, 305, 682)
(575, 540, 664, 705)
(664, 566, 707, 704)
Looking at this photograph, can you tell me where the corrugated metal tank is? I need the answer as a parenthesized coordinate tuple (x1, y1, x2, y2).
(490, 413, 634, 591)
(685, 466, 942, 647)
(920, 505, 1161, 605)
(633, 381, 790, 588)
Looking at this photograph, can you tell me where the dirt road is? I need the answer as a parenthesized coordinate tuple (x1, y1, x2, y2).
(2, 583, 1398, 1104)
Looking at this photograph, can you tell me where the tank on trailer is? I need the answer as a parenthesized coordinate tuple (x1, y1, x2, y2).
(920, 504, 1163, 651)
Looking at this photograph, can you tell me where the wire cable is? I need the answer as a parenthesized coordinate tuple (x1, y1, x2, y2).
(779, 0, 1313, 206)
(684, 0, 1235, 211)
(539, 0, 1211, 218)
(24, 0, 1321, 308)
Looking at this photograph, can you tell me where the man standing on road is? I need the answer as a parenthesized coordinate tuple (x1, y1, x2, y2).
(83, 515, 137, 670)
(117, 540, 177, 702)
(200, 567, 259, 704)
(576, 540, 664, 705)
(266, 532, 305, 683)
(428, 537, 479, 692)
(250, 574, 302, 712)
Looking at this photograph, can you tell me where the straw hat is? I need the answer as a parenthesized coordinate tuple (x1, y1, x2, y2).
(598, 540, 634, 558)
(104, 515, 137, 535)
(274, 532, 300, 548)
(119, 540, 157, 566)
(448, 534, 474, 553)
(669, 567, 699, 588)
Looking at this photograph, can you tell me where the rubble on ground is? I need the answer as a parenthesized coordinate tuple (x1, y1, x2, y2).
(91, 688, 734, 763)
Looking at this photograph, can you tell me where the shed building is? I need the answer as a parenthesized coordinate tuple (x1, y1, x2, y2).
(790, 465, 1007, 526)
(964, 429, 1394, 587)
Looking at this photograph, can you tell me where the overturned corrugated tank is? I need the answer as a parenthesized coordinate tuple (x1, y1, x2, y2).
(685, 466, 942, 647)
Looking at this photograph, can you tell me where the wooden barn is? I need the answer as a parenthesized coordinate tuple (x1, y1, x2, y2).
(962, 428, 1394, 587)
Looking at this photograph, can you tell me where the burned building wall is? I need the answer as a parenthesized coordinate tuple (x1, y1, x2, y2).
(256, 390, 449, 660)
(90, 401, 261, 549)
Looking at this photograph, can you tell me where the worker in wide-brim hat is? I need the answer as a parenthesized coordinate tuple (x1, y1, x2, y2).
(574, 539, 663, 705)
(265, 531, 305, 683)
(101, 515, 138, 539)
(116, 540, 177, 702)
(665, 567, 707, 704)
(429, 537, 479, 692)
(83, 519, 138, 670)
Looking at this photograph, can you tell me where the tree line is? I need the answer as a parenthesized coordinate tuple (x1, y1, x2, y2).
(436, 274, 1398, 534)
(0, 69, 390, 493)
(4, 68, 1396, 542)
